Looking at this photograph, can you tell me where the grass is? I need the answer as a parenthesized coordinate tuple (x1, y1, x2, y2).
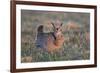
(21, 10, 90, 63)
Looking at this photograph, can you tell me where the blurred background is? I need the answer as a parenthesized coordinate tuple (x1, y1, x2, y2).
(21, 10, 90, 63)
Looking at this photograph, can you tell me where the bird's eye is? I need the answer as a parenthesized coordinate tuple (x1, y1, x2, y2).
(56, 28, 58, 30)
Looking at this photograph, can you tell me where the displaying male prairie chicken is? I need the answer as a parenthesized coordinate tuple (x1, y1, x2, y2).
(36, 22, 64, 52)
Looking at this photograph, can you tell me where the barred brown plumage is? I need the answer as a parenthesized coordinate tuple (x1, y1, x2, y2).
(36, 22, 64, 52)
